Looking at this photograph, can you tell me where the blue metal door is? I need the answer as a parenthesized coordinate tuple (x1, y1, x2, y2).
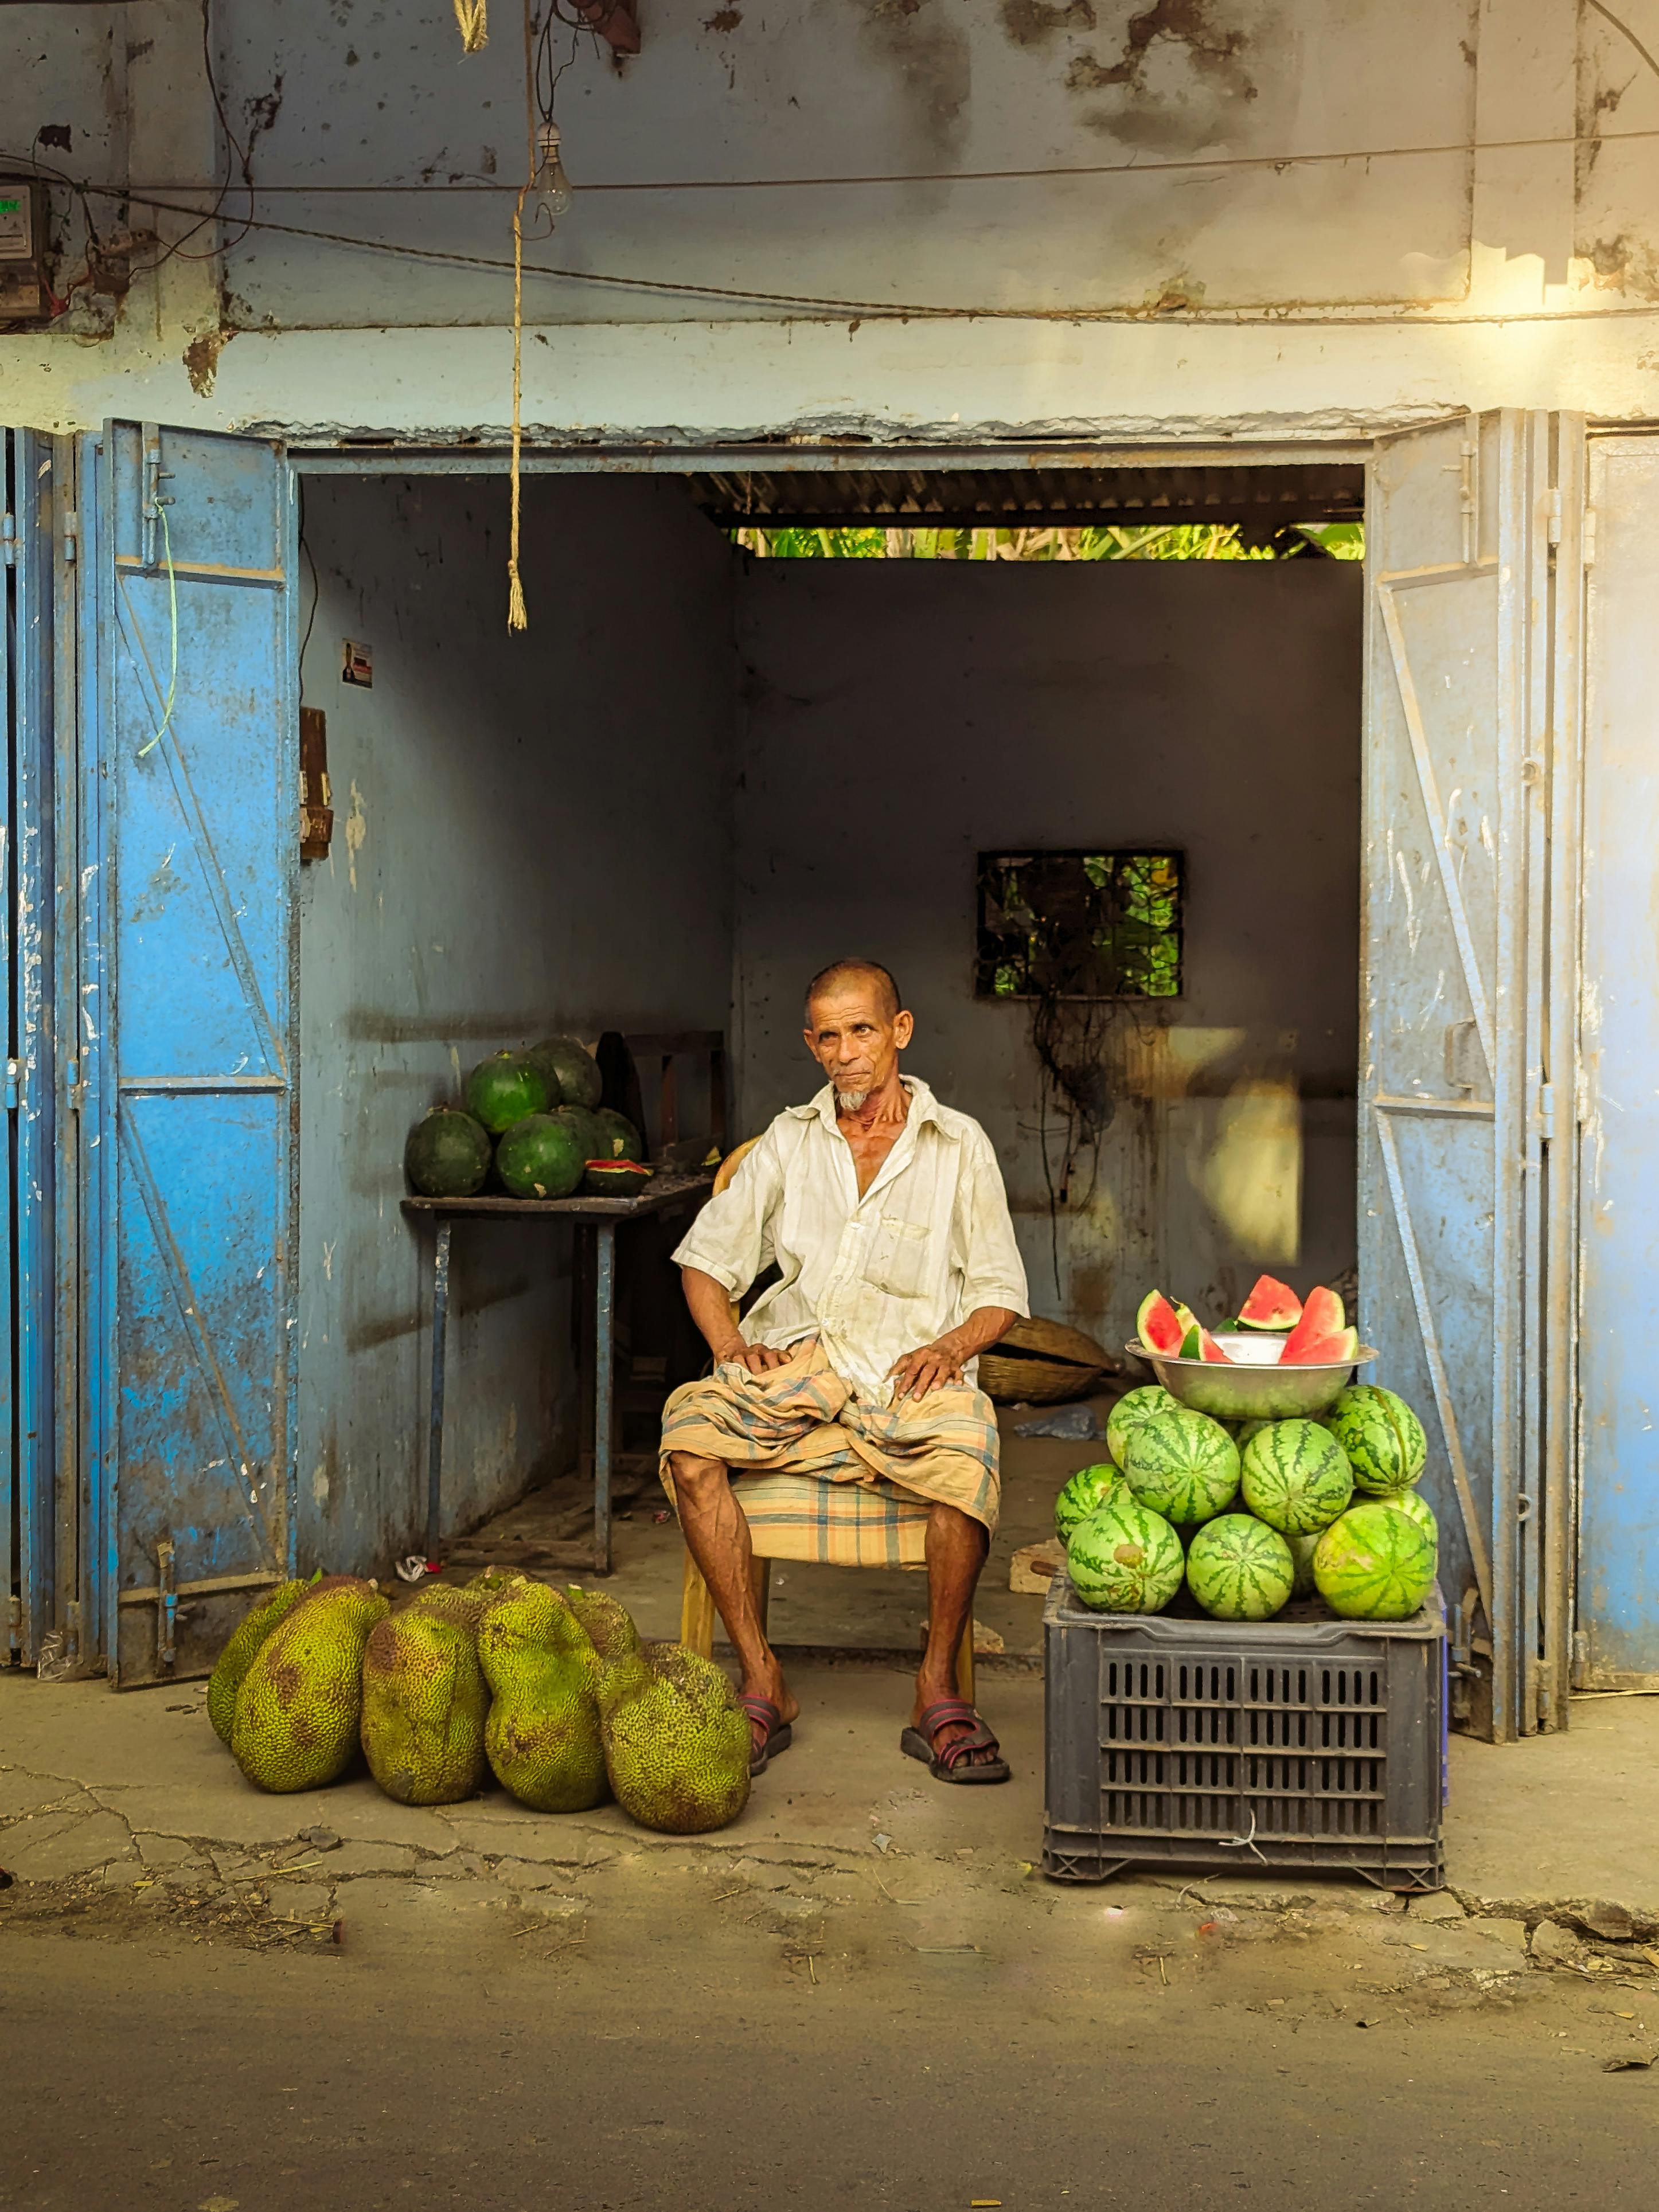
(2, 429, 57, 1668)
(81, 423, 298, 1687)
(1361, 411, 1579, 1742)
(1577, 434, 1659, 1689)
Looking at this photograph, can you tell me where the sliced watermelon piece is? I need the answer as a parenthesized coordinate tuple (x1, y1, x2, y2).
(1281, 1324, 1360, 1367)
(1179, 1322, 1234, 1365)
(1279, 1286, 1345, 1362)
(1136, 1289, 1186, 1357)
(1237, 1274, 1302, 1332)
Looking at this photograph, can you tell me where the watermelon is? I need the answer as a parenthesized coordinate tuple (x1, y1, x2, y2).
(1135, 1290, 1189, 1357)
(1120, 1410, 1240, 1526)
(1313, 1499, 1437, 1620)
(1376, 1486, 1438, 1550)
(1186, 1514, 1294, 1620)
(526, 1035, 603, 1111)
(466, 1051, 551, 1135)
(1237, 1274, 1302, 1331)
(1239, 1418, 1354, 1535)
(1326, 1384, 1427, 1493)
(404, 1107, 491, 1198)
(1178, 1323, 1233, 1364)
(1067, 1495, 1184, 1614)
(583, 1159, 654, 1199)
(1285, 1529, 1321, 1598)
(1282, 1326, 1360, 1369)
(1106, 1385, 1181, 1469)
(496, 1112, 585, 1200)
(1054, 1462, 1123, 1545)
(591, 1106, 643, 1162)
(1278, 1286, 1345, 1362)
(552, 1102, 606, 1166)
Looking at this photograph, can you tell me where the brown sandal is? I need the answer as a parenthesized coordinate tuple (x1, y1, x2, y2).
(900, 1698, 1011, 1785)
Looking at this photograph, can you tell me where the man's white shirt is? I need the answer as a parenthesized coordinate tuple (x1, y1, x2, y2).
(673, 1077, 1029, 1404)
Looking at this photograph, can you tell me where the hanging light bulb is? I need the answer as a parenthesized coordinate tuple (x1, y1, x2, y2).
(530, 120, 573, 232)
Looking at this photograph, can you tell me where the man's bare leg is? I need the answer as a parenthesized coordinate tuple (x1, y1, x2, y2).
(667, 1451, 799, 1742)
(912, 1502, 996, 1765)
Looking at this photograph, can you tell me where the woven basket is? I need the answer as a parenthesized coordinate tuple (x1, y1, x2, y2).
(979, 1315, 1116, 1405)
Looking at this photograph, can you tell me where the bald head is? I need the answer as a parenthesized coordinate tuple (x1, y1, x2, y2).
(804, 959, 902, 1023)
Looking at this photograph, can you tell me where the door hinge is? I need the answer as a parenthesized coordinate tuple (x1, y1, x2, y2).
(1545, 487, 1562, 546)
(1582, 507, 1596, 568)
(61, 509, 78, 564)
(1, 511, 15, 568)
(4, 1058, 18, 1112)
(64, 1056, 86, 1112)
(1536, 1080, 1556, 1140)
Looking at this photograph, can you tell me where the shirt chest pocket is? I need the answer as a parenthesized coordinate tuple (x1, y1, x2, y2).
(865, 1215, 932, 1298)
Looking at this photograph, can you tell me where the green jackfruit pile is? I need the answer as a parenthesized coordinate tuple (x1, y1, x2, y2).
(208, 1565, 751, 1835)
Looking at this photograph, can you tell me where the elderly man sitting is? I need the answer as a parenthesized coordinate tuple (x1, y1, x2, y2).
(660, 959, 1028, 1783)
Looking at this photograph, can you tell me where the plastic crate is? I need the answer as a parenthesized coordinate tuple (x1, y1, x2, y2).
(1043, 1576, 1446, 1891)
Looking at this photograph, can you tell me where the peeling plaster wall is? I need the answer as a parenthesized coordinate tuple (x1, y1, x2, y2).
(4, 0, 1659, 433)
(296, 474, 735, 1570)
(731, 555, 1361, 1350)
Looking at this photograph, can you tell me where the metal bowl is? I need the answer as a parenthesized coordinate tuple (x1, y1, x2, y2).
(1122, 1332, 1377, 1422)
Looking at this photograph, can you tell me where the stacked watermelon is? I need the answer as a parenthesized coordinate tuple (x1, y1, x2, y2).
(1055, 1363, 1439, 1624)
(403, 1037, 645, 1203)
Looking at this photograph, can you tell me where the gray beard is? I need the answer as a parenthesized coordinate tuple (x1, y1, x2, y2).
(835, 1088, 871, 1113)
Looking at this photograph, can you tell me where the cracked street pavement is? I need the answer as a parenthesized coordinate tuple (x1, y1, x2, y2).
(6, 1665, 1659, 2209)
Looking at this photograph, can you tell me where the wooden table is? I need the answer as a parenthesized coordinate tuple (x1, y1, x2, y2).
(402, 1168, 715, 1574)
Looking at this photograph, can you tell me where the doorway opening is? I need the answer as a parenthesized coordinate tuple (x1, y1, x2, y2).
(291, 452, 1365, 1649)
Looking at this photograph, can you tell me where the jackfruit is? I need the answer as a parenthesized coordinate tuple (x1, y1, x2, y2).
(230, 1575, 389, 1793)
(477, 1580, 608, 1812)
(360, 1586, 491, 1805)
(594, 1616, 751, 1836)
(207, 1573, 318, 1745)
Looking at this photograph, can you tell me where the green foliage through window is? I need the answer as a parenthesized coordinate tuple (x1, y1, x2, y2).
(977, 850, 1184, 1001)
(732, 522, 1363, 562)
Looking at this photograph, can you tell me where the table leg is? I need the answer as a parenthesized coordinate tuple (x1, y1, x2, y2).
(425, 1220, 452, 1560)
(594, 1219, 615, 1576)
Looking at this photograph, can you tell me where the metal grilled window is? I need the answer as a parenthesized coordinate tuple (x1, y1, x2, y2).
(975, 848, 1184, 1001)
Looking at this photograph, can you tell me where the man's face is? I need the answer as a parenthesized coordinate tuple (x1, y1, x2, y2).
(803, 984, 914, 1109)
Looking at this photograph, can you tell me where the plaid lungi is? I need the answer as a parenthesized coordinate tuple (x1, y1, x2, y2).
(659, 1336, 1001, 1568)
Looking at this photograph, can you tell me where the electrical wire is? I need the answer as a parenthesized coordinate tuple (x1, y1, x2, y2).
(64, 183, 1659, 326)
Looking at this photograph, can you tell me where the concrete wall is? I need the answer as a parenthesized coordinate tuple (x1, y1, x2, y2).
(3, 1, 1659, 437)
(731, 554, 1361, 1350)
(296, 472, 735, 1569)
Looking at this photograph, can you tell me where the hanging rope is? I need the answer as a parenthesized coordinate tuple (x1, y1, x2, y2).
(506, 0, 534, 631)
(453, 0, 488, 52)
(137, 505, 180, 758)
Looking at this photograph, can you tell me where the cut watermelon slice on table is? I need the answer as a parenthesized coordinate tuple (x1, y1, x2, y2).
(1178, 1322, 1234, 1364)
(1135, 1289, 1197, 1357)
(1278, 1287, 1345, 1362)
(1236, 1274, 1302, 1332)
(1281, 1324, 1360, 1367)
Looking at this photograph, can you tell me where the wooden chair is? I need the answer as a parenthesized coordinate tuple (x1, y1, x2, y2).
(677, 1137, 975, 1702)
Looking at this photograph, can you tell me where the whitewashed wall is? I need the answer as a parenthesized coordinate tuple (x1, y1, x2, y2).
(4, 0, 1659, 436)
(731, 553, 1363, 1351)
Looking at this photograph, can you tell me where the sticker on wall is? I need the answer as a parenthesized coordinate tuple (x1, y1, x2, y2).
(341, 638, 373, 688)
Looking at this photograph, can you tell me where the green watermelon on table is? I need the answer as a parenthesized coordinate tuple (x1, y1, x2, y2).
(1239, 1418, 1354, 1535)
(404, 1107, 491, 1198)
(496, 1113, 585, 1200)
(1325, 1385, 1428, 1494)
(1054, 1463, 1122, 1546)
(1186, 1514, 1295, 1621)
(466, 1051, 551, 1135)
(1119, 1409, 1240, 1526)
(1104, 1385, 1181, 1471)
(1067, 1495, 1184, 1615)
(1313, 1499, 1437, 1620)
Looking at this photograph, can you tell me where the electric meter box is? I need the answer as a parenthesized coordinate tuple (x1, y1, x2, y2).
(0, 181, 49, 321)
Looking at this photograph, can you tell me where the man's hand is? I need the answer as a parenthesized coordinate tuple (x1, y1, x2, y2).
(889, 1336, 967, 1401)
(717, 1340, 793, 1377)
(888, 1306, 1020, 1403)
